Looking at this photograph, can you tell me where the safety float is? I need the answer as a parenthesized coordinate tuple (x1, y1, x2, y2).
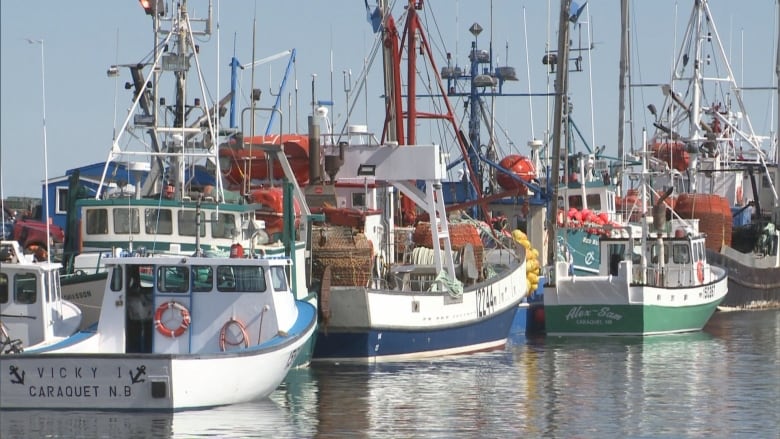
(219, 134, 311, 187)
(496, 154, 536, 195)
(650, 141, 691, 172)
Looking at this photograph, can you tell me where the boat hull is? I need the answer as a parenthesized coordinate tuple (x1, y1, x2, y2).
(708, 249, 780, 309)
(313, 304, 518, 362)
(0, 302, 316, 411)
(312, 262, 525, 363)
(543, 264, 728, 336)
(60, 272, 108, 330)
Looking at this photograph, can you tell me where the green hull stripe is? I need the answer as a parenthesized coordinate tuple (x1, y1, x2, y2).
(544, 301, 722, 335)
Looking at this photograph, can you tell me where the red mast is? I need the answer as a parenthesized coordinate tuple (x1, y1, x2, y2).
(384, 0, 490, 224)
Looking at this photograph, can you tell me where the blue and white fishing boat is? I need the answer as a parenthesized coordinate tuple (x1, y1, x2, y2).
(296, 1, 527, 363)
(0, 251, 316, 411)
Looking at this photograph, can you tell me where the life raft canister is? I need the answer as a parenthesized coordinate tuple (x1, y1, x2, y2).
(230, 243, 244, 258)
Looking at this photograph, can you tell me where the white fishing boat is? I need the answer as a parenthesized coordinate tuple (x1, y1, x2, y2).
(0, 251, 317, 411)
(295, 1, 527, 362)
(0, 240, 82, 353)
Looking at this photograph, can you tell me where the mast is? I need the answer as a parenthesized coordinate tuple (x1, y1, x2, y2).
(687, 1, 705, 193)
(617, 0, 629, 188)
(547, 0, 572, 271)
(380, 0, 403, 144)
(777, 0, 780, 167)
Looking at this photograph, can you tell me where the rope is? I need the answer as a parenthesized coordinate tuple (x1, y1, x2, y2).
(429, 270, 463, 298)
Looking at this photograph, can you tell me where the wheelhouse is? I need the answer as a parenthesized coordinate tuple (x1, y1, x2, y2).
(600, 233, 709, 287)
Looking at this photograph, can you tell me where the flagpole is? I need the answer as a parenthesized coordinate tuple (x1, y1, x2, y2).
(28, 38, 51, 263)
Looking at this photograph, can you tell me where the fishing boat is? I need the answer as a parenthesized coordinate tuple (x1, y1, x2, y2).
(0, 240, 82, 353)
(293, 1, 528, 363)
(640, 0, 780, 309)
(536, 0, 728, 336)
(543, 142, 729, 335)
(56, 0, 320, 370)
(0, 251, 317, 411)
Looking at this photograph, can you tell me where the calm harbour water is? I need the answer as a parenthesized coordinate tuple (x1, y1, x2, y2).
(1, 309, 778, 438)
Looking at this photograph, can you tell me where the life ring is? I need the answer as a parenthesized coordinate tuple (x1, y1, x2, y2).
(696, 261, 705, 284)
(154, 301, 191, 338)
(219, 318, 250, 351)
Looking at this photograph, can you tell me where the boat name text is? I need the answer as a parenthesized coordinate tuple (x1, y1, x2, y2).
(565, 306, 623, 324)
(5, 364, 148, 399)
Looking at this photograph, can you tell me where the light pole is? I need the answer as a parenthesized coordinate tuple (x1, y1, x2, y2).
(26, 38, 51, 263)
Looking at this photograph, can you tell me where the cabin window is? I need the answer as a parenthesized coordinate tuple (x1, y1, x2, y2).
(157, 266, 189, 293)
(352, 192, 366, 208)
(694, 241, 704, 262)
(14, 273, 37, 304)
(114, 208, 140, 235)
(568, 195, 583, 210)
(110, 266, 123, 292)
(85, 209, 109, 235)
(650, 243, 670, 264)
(45, 271, 53, 302)
(145, 208, 173, 235)
(211, 213, 237, 239)
(178, 210, 206, 237)
(632, 244, 642, 264)
(56, 187, 69, 214)
(271, 266, 288, 291)
(0, 273, 8, 304)
(586, 194, 601, 210)
(672, 243, 691, 264)
(192, 266, 213, 292)
(608, 244, 626, 276)
(217, 265, 266, 292)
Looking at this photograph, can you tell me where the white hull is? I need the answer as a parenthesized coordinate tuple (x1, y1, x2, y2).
(326, 260, 524, 330)
(313, 249, 526, 362)
(0, 317, 315, 410)
(61, 274, 107, 330)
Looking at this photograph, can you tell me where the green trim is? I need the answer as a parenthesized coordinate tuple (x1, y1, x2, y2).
(544, 301, 722, 336)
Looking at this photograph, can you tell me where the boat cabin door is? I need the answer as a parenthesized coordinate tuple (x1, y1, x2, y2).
(125, 264, 153, 353)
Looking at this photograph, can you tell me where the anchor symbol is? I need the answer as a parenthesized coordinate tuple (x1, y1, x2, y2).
(9, 365, 25, 385)
(129, 365, 146, 384)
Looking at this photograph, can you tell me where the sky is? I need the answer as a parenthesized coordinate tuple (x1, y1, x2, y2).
(1, 0, 778, 198)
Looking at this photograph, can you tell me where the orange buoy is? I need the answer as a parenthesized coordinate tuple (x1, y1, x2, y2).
(496, 154, 536, 194)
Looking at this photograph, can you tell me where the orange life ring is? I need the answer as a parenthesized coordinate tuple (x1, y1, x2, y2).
(219, 318, 250, 351)
(696, 261, 705, 284)
(154, 301, 191, 338)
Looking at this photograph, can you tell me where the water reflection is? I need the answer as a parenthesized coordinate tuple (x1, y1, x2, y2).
(1, 311, 777, 438)
(0, 400, 294, 439)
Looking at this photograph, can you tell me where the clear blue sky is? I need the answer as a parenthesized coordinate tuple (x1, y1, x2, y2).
(1, 1, 777, 197)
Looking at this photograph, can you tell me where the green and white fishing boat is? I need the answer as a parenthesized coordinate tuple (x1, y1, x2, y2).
(543, 144, 728, 336)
